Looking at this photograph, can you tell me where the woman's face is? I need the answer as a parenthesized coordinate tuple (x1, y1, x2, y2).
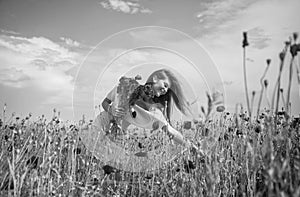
(152, 77, 171, 97)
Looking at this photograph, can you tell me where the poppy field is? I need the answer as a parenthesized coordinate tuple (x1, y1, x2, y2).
(0, 105, 299, 197)
(1, 33, 300, 197)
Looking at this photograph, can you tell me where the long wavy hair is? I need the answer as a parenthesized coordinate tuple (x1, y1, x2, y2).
(146, 69, 191, 121)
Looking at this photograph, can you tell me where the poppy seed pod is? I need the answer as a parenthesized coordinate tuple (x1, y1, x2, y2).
(242, 32, 249, 48)
(290, 44, 298, 57)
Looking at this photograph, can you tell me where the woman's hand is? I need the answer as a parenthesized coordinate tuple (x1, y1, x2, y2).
(102, 98, 126, 118)
(109, 105, 126, 118)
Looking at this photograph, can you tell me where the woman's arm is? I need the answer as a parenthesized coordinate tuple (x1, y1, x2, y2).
(102, 98, 112, 112)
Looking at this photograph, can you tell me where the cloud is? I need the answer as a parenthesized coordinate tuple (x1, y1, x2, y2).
(99, 0, 152, 14)
(0, 35, 78, 64)
(247, 27, 271, 49)
(60, 37, 80, 47)
(195, 0, 258, 34)
(0, 67, 30, 88)
(0, 29, 20, 35)
(0, 34, 83, 106)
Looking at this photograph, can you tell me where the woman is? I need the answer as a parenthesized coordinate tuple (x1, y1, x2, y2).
(80, 69, 197, 172)
(103, 69, 193, 144)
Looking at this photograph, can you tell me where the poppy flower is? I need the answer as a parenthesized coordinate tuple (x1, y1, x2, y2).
(236, 129, 243, 136)
(183, 121, 192, 129)
(254, 126, 261, 133)
(145, 174, 153, 179)
(102, 165, 116, 175)
(290, 44, 298, 57)
(138, 142, 145, 149)
(74, 148, 81, 155)
(134, 151, 148, 157)
(216, 105, 225, 112)
(183, 160, 196, 173)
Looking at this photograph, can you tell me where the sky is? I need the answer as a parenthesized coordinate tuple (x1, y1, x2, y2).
(0, 0, 299, 121)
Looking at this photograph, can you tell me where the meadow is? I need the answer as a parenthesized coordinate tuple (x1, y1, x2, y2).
(0, 33, 300, 197)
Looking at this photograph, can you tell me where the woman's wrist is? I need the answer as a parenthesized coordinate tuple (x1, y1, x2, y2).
(107, 104, 112, 114)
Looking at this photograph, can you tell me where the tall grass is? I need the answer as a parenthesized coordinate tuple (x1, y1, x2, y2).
(0, 103, 299, 196)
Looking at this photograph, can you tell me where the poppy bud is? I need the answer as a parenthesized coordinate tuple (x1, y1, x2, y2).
(293, 32, 298, 42)
(135, 75, 142, 80)
(280, 88, 283, 93)
(285, 41, 291, 47)
(279, 51, 285, 61)
(264, 79, 268, 87)
(266, 59, 271, 65)
(201, 106, 205, 114)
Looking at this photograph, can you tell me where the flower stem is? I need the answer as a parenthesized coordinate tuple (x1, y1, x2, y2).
(243, 47, 251, 119)
(257, 64, 270, 119)
(286, 56, 295, 119)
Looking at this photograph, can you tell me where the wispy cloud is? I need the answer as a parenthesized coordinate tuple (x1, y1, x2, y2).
(0, 35, 78, 63)
(0, 29, 20, 35)
(196, 0, 258, 34)
(99, 0, 152, 14)
(247, 27, 271, 49)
